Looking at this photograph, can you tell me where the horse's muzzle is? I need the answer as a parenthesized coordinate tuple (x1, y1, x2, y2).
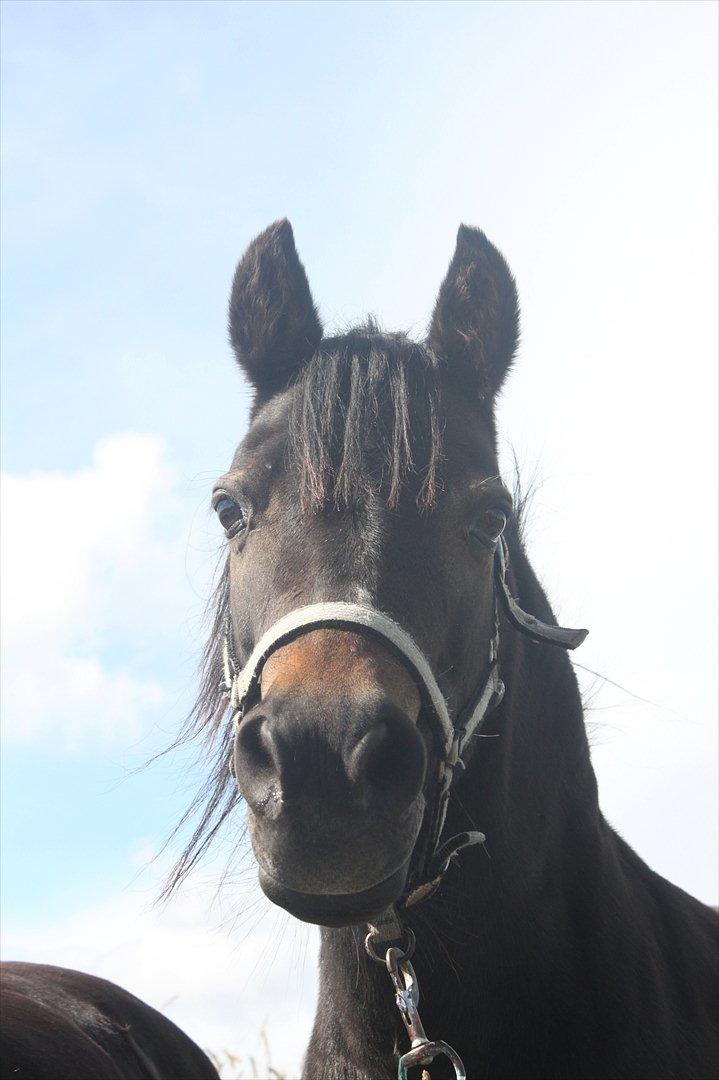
(257, 858, 412, 926)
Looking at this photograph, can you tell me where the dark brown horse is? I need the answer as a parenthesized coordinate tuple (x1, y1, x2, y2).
(168, 219, 717, 1079)
(0, 962, 219, 1079)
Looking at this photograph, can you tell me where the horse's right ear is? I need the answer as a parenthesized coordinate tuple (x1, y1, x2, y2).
(428, 225, 519, 404)
(229, 219, 323, 405)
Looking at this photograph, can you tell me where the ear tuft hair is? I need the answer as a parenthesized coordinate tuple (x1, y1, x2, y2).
(428, 225, 520, 403)
(228, 219, 323, 405)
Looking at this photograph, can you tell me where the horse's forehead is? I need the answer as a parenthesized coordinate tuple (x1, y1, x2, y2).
(228, 382, 498, 488)
(442, 399, 498, 477)
(230, 398, 290, 470)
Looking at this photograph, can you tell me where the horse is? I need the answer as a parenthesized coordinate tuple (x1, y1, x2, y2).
(0, 962, 219, 1079)
(164, 217, 718, 1080)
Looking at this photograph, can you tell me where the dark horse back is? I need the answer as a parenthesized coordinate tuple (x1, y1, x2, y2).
(0, 962, 219, 1080)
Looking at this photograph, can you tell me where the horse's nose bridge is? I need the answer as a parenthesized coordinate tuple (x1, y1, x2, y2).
(259, 627, 421, 720)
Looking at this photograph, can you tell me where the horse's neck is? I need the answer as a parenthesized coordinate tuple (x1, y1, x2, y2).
(311, 549, 613, 1076)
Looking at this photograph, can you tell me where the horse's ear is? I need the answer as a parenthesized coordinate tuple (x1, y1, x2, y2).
(428, 225, 520, 403)
(229, 219, 323, 404)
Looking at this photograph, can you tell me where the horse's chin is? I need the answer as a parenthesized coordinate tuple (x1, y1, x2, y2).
(257, 858, 411, 927)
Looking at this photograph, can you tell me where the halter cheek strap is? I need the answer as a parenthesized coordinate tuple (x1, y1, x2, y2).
(494, 540, 589, 650)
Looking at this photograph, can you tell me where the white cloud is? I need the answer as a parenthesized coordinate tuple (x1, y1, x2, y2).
(1, 853, 319, 1079)
(0, 434, 186, 748)
(1, 655, 165, 750)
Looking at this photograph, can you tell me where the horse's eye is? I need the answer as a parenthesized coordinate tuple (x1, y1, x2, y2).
(470, 507, 508, 548)
(213, 495, 247, 538)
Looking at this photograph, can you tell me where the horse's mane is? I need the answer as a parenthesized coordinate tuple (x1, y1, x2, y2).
(160, 558, 233, 900)
(161, 325, 446, 898)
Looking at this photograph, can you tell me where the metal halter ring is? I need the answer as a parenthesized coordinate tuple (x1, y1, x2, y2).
(364, 926, 416, 965)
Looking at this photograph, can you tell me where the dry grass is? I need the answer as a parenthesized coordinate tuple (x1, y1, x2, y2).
(206, 1029, 289, 1079)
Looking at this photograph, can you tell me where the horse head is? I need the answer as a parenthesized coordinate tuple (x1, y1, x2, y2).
(214, 219, 520, 926)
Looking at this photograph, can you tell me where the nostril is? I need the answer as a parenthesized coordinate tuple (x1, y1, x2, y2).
(233, 714, 283, 815)
(349, 723, 389, 787)
(349, 708, 426, 813)
(237, 714, 276, 774)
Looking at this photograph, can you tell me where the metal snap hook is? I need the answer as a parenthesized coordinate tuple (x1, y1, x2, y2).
(380, 945, 467, 1080)
(398, 1039, 466, 1080)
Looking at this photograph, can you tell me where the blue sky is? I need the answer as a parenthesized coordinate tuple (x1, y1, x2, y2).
(1, 1, 717, 1071)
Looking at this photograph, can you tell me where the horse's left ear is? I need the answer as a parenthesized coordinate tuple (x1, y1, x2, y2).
(229, 219, 323, 405)
(428, 225, 520, 403)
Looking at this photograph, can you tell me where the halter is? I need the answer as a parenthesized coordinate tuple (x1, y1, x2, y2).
(221, 535, 588, 909)
(221, 535, 587, 1079)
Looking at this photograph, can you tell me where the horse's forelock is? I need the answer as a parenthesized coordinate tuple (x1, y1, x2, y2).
(289, 325, 444, 512)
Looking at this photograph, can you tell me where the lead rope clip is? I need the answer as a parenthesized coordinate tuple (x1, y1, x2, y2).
(386, 943, 466, 1080)
(364, 928, 466, 1080)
